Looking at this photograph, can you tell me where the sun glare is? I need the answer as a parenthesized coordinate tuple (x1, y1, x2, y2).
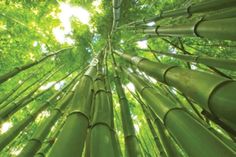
(126, 82, 136, 92)
(0, 122, 13, 134)
(137, 40, 148, 49)
(53, 2, 90, 44)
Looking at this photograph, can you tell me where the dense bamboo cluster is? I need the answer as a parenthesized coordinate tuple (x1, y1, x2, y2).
(0, 0, 236, 157)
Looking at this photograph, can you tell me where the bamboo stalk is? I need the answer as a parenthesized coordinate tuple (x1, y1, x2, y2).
(115, 51, 236, 132)
(0, 47, 72, 84)
(120, 68, 235, 157)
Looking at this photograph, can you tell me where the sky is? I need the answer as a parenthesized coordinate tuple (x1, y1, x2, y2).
(53, 2, 91, 44)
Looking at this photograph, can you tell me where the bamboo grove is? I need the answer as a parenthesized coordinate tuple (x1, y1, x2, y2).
(0, 0, 236, 157)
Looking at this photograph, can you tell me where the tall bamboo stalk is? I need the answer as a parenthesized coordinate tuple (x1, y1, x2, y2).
(0, 67, 54, 110)
(136, 17, 236, 41)
(162, 38, 232, 79)
(0, 72, 79, 152)
(0, 47, 71, 84)
(104, 50, 123, 157)
(48, 57, 97, 157)
(129, 90, 167, 157)
(0, 72, 34, 105)
(18, 82, 76, 157)
(125, 0, 236, 26)
(139, 48, 236, 71)
(88, 52, 115, 157)
(0, 66, 72, 121)
(110, 49, 142, 157)
(120, 68, 235, 157)
(115, 51, 236, 132)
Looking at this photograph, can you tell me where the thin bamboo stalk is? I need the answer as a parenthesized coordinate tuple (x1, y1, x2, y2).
(0, 47, 72, 84)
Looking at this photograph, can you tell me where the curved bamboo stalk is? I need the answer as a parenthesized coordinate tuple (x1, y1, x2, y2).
(115, 51, 236, 132)
(121, 68, 235, 157)
(0, 47, 72, 84)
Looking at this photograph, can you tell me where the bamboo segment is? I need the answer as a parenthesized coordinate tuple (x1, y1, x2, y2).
(122, 69, 235, 157)
(0, 66, 71, 121)
(18, 82, 77, 157)
(111, 0, 121, 34)
(113, 72, 142, 157)
(48, 59, 97, 157)
(204, 7, 236, 20)
(0, 73, 34, 105)
(115, 51, 236, 132)
(0, 47, 71, 84)
(0, 74, 78, 152)
(127, 0, 236, 26)
(34, 117, 67, 157)
(0, 67, 54, 110)
(136, 17, 236, 41)
(90, 74, 115, 157)
(161, 38, 232, 79)
(135, 94, 167, 157)
(139, 48, 236, 71)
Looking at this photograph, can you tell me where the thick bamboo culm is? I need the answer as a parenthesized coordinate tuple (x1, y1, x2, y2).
(115, 51, 236, 132)
(120, 68, 235, 157)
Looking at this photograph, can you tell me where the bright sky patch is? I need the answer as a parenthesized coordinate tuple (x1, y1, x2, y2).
(53, 2, 90, 44)
(137, 40, 148, 49)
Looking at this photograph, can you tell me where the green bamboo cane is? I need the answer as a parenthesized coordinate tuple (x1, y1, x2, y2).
(0, 73, 79, 152)
(48, 57, 97, 157)
(89, 73, 115, 157)
(128, 89, 167, 157)
(0, 66, 55, 110)
(0, 47, 72, 84)
(149, 108, 183, 157)
(18, 83, 76, 157)
(0, 66, 71, 121)
(126, 68, 182, 157)
(121, 68, 235, 157)
(125, 0, 236, 26)
(135, 17, 236, 41)
(137, 134, 152, 157)
(201, 110, 236, 138)
(115, 51, 236, 132)
(138, 48, 236, 71)
(204, 7, 236, 21)
(111, 0, 121, 34)
(104, 50, 123, 157)
(89, 51, 115, 157)
(162, 38, 233, 79)
(110, 51, 142, 157)
(34, 116, 67, 157)
(0, 72, 34, 105)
